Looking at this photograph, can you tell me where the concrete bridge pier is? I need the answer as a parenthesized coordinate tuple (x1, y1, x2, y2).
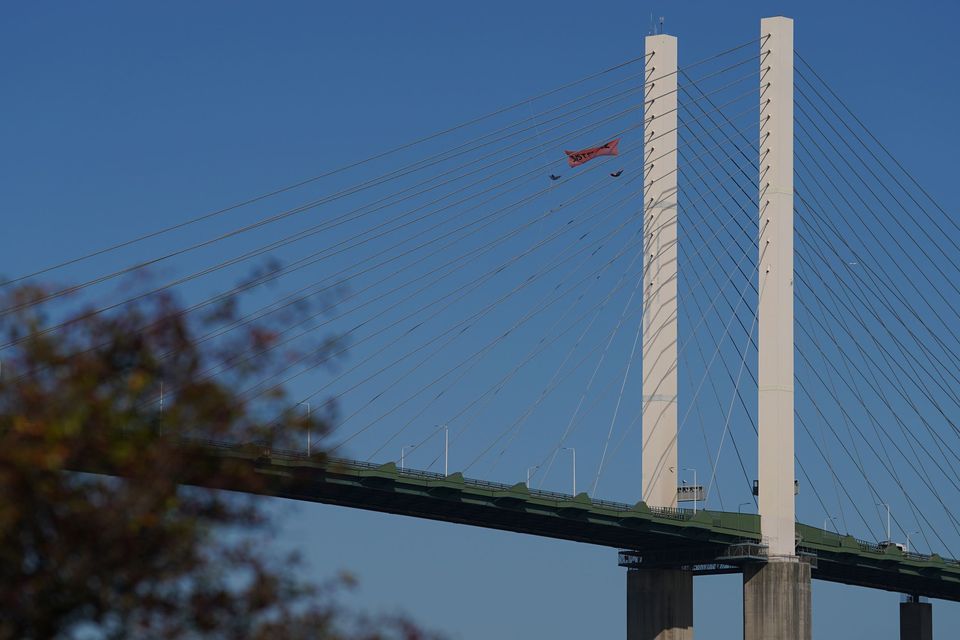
(627, 568, 693, 640)
(742, 558, 811, 640)
(900, 597, 932, 640)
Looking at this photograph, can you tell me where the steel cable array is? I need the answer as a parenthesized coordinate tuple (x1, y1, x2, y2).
(6, 35, 957, 561)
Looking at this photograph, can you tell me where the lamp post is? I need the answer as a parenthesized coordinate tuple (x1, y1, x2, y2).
(823, 516, 838, 533)
(527, 465, 540, 486)
(400, 444, 416, 471)
(435, 424, 449, 476)
(562, 447, 576, 495)
(158, 380, 165, 437)
(301, 402, 312, 456)
(876, 502, 891, 541)
(683, 467, 698, 514)
(738, 501, 751, 528)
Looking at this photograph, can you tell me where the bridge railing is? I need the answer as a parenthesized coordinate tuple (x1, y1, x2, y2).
(647, 505, 696, 521)
(590, 497, 635, 512)
(856, 538, 884, 553)
(849, 536, 959, 565)
(185, 438, 705, 516)
(174, 437, 960, 570)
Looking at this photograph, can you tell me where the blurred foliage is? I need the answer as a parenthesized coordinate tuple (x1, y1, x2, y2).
(0, 276, 435, 640)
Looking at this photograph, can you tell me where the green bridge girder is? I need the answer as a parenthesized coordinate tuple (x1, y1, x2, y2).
(205, 444, 960, 601)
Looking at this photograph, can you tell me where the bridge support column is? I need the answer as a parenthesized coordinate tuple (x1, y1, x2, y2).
(641, 30, 678, 510)
(627, 568, 693, 640)
(632, 27, 691, 640)
(757, 14, 795, 560)
(743, 558, 811, 640)
(900, 599, 932, 640)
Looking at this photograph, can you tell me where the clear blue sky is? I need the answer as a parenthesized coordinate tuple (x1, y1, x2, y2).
(4, 2, 960, 638)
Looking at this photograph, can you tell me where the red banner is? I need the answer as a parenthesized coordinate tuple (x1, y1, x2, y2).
(564, 138, 620, 167)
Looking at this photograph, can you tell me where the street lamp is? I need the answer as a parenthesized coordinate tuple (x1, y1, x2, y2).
(435, 424, 449, 476)
(738, 501, 751, 528)
(158, 380, 165, 437)
(876, 502, 891, 542)
(300, 402, 312, 456)
(526, 465, 540, 486)
(562, 447, 576, 495)
(400, 444, 416, 471)
(823, 516, 839, 533)
(683, 467, 698, 514)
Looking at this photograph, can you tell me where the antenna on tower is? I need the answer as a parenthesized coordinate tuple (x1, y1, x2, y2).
(649, 13, 654, 35)
(658, 16, 665, 34)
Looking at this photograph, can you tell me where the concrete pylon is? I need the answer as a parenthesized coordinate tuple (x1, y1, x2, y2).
(743, 560, 811, 640)
(627, 569, 693, 640)
(757, 14, 796, 560)
(628, 32, 692, 640)
(641, 33, 678, 510)
(743, 17, 812, 640)
(900, 599, 933, 640)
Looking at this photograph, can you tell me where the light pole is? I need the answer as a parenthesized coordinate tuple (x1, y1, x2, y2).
(301, 402, 312, 456)
(440, 424, 448, 476)
(527, 465, 540, 486)
(683, 467, 698, 514)
(738, 501, 751, 527)
(876, 502, 891, 541)
(562, 447, 576, 495)
(400, 444, 416, 471)
(158, 380, 165, 437)
(823, 516, 838, 533)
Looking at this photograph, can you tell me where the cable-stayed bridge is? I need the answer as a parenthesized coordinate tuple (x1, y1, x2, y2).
(4, 15, 960, 640)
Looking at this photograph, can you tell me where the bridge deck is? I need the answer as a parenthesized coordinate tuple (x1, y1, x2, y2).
(200, 445, 960, 602)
